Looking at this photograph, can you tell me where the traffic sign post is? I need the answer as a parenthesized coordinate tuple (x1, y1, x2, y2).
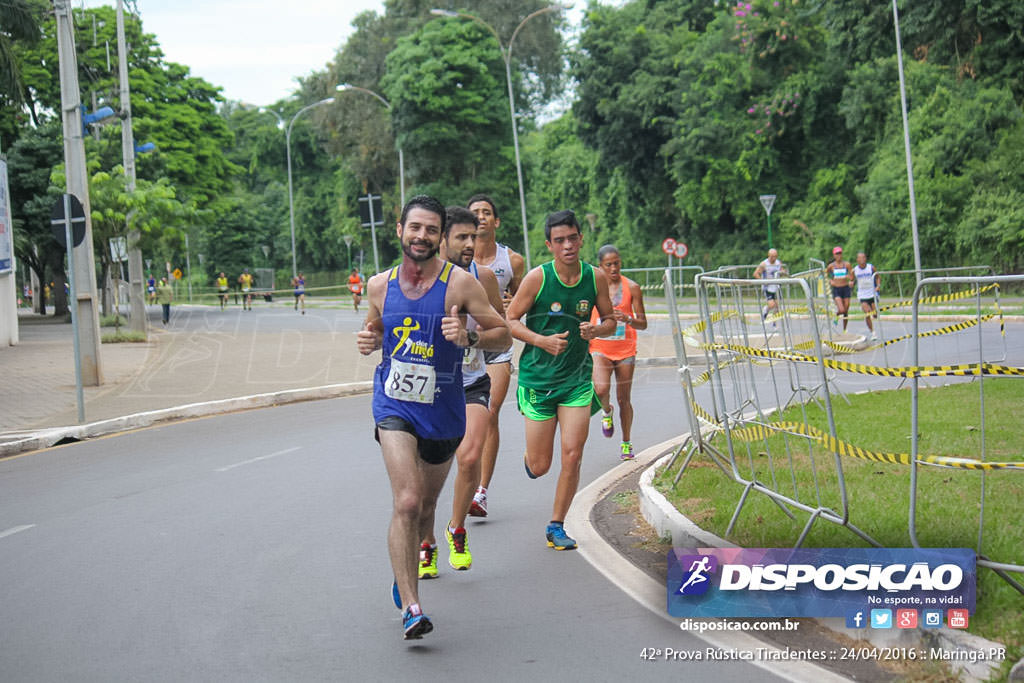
(759, 194, 777, 249)
(50, 193, 87, 423)
(359, 193, 383, 274)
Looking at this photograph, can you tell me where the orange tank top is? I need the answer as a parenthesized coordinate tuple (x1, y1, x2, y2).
(589, 276, 637, 361)
(348, 274, 363, 294)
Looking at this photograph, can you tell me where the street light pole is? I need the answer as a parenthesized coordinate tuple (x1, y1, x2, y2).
(891, 0, 922, 283)
(337, 84, 405, 206)
(431, 6, 565, 271)
(286, 97, 334, 279)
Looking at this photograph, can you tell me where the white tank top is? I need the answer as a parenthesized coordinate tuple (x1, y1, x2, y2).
(478, 243, 514, 294)
(462, 262, 486, 387)
(760, 258, 784, 293)
(854, 263, 877, 300)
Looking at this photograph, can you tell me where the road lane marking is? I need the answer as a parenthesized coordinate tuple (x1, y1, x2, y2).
(215, 447, 301, 472)
(0, 524, 36, 540)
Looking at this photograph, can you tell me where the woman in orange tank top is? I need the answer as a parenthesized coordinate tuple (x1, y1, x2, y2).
(589, 245, 647, 460)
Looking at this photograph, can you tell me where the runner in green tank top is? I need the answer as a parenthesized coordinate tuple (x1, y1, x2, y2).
(506, 209, 616, 551)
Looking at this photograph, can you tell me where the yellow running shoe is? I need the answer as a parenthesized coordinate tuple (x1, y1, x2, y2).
(446, 526, 472, 570)
(418, 542, 438, 579)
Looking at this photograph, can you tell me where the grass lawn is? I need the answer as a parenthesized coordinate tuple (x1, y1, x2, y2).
(654, 379, 1024, 656)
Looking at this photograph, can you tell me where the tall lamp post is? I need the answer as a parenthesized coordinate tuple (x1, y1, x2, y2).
(431, 5, 566, 271)
(336, 84, 405, 207)
(284, 97, 334, 279)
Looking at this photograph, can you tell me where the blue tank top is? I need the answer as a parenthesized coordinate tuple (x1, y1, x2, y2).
(372, 262, 466, 440)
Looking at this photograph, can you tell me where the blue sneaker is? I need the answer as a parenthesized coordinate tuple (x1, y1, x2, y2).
(391, 579, 401, 610)
(545, 522, 577, 550)
(403, 605, 433, 640)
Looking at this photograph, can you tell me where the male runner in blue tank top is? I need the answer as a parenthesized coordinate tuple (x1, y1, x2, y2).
(356, 195, 509, 640)
(417, 207, 507, 579)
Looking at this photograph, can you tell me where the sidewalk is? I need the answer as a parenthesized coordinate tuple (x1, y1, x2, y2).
(1, 304, 682, 446)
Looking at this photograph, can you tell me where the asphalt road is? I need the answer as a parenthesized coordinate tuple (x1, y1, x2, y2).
(2, 321, 1018, 681)
(0, 366, 789, 682)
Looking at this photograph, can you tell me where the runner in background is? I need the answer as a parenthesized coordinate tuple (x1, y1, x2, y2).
(826, 246, 853, 330)
(753, 248, 787, 324)
(292, 272, 306, 315)
(467, 194, 525, 519)
(589, 245, 647, 461)
(216, 272, 229, 310)
(853, 252, 880, 341)
(238, 269, 254, 311)
(348, 268, 364, 312)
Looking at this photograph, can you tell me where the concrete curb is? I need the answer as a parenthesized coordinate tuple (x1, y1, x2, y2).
(0, 355, 684, 459)
(0, 381, 373, 458)
(638, 444, 1011, 683)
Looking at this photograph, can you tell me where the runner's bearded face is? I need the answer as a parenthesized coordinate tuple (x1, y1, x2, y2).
(443, 223, 478, 269)
(545, 225, 582, 266)
(599, 253, 622, 283)
(399, 207, 442, 262)
(469, 201, 498, 237)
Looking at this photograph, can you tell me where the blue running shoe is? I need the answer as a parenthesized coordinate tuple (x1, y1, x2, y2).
(391, 579, 401, 610)
(403, 605, 433, 640)
(545, 522, 577, 550)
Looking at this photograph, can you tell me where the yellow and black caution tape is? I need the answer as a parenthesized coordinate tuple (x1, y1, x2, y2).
(694, 339, 1024, 378)
(725, 421, 1024, 470)
(819, 314, 999, 354)
(877, 283, 998, 314)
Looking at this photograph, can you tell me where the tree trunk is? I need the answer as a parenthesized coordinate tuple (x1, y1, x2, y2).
(47, 249, 69, 317)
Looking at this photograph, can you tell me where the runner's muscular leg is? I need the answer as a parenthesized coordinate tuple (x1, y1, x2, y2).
(379, 430, 452, 610)
(551, 404, 591, 522)
(448, 403, 489, 531)
(613, 360, 637, 442)
(524, 414, 558, 478)
(591, 352, 613, 413)
(480, 362, 510, 488)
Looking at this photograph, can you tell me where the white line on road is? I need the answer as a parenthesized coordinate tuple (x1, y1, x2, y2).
(0, 524, 36, 540)
(215, 447, 301, 472)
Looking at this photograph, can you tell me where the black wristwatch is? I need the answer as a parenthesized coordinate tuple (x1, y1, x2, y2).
(466, 330, 480, 347)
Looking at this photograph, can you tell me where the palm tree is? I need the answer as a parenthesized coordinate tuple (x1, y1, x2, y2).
(0, 0, 46, 113)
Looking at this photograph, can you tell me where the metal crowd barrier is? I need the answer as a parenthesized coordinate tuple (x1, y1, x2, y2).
(909, 274, 1024, 595)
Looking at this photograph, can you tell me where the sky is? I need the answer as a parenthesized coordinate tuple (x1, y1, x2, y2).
(81, 0, 387, 106)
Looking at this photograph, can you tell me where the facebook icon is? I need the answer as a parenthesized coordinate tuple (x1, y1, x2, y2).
(846, 611, 866, 629)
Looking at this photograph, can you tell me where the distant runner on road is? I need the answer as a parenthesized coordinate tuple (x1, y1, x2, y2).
(238, 269, 254, 311)
(853, 252, 880, 341)
(506, 209, 615, 551)
(827, 246, 853, 330)
(348, 268, 364, 312)
(216, 272, 229, 310)
(753, 248, 787, 323)
(356, 195, 508, 640)
(292, 273, 306, 315)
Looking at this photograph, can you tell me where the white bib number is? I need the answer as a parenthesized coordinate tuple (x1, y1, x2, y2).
(384, 359, 436, 404)
(608, 321, 627, 340)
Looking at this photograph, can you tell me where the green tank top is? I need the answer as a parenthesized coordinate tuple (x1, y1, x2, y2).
(518, 260, 598, 389)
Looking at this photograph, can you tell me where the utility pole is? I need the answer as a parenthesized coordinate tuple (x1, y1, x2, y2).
(117, 0, 146, 335)
(55, 0, 103, 385)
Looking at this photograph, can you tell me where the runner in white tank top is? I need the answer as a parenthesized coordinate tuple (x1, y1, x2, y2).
(854, 251, 880, 340)
(467, 194, 525, 518)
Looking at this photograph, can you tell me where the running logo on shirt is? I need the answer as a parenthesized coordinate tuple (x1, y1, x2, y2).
(575, 300, 591, 317)
(391, 317, 434, 359)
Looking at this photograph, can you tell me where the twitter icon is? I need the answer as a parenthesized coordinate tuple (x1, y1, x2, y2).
(870, 609, 893, 629)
